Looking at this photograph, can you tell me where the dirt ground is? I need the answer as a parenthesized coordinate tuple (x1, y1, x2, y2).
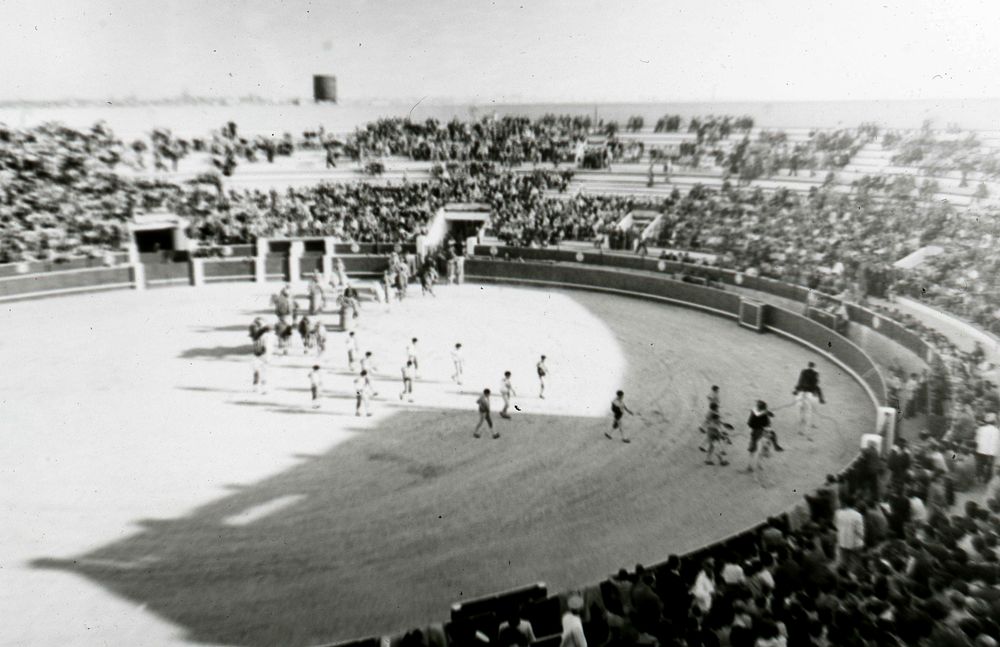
(0, 282, 872, 646)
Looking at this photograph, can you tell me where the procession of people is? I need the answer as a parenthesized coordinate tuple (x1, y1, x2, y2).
(249, 263, 844, 489)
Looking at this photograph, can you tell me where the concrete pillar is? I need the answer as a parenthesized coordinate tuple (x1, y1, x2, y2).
(127, 240, 140, 265)
(321, 236, 337, 282)
(255, 238, 268, 283)
(189, 258, 205, 287)
(876, 406, 897, 454)
(321, 255, 334, 282)
(173, 225, 191, 252)
(465, 236, 478, 257)
(130, 263, 146, 291)
(289, 240, 304, 286)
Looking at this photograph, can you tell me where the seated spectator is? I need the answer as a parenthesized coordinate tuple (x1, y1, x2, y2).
(720, 551, 747, 585)
(630, 573, 663, 633)
(496, 608, 535, 647)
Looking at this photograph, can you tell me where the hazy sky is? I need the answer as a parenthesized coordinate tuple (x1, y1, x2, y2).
(3, 0, 1000, 103)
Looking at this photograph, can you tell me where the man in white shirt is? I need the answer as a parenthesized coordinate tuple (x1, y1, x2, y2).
(360, 351, 379, 396)
(451, 343, 464, 385)
(308, 365, 323, 409)
(834, 498, 864, 569)
(560, 595, 586, 647)
(536, 355, 549, 399)
(406, 338, 420, 376)
(354, 370, 373, 417)
(252, 326, 276, 394)
(500, 371, 516, 419)
(399, 360, 416, 402)
(345, 331, 359, 371)
(909, 490, 928, 525)
(975, 412, 999, 484)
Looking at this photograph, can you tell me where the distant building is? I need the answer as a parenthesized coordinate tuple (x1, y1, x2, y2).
(313, 75, 337, 103)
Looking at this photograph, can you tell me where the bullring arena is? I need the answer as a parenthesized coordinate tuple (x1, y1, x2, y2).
(11, 2, 1000, 643)
(3, 250, 880, 646)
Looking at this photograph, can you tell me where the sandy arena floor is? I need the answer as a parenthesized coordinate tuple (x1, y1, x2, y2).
(0, 282, 872, 646)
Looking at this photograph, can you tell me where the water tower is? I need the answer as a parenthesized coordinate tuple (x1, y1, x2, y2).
(313, 75, 337, 103)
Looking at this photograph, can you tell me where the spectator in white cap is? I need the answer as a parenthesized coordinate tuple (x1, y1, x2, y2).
(560, 594, 586, 647)
(974, 412, 999, 484)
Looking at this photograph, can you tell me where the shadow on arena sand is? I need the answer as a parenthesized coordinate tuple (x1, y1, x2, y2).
(32, 405, 658, 647)
(24, 287, 870, 647)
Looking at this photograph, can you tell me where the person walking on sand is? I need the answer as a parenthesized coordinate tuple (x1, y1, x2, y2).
(346, 331, 360, 372)
(536, 355, 549, 399)
(451, 343, 464, 385)
(308, 365, 323, 409)
(360, 351, 379, 397)
(606, 390, 634, 443)
(354, 370, 374, 417)
(702, 409, 729, 465)
(500, 371, 516, 419)
(251, 325, 276, 394)
(406, 338, 420, 376)
(474, 389, 499, 439)
(399, 360, 416, 402)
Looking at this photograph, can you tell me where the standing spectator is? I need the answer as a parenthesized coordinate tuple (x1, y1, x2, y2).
(909, 486, 929, 525)
(608, 568, 634, 617)
(760, 518, 786, 552)
(690, 558, 716, 614)
(926, 441, 949, 473)
(560, 595, 587, 647)
(720, 552, 747, 585)
(655, 555, 688, 627)
(864, 499, 890, 546)
(630, 573, 663, 633)
(888, 485, 911, 538)
(856, 444, 883, 502)
(926, 473, 949, 518)
(887, 439, 912, 490)
(975, 413, 999, 484)
(834, 497, 865, 569)
(806, 474, 839, 525)
(307, 272, 326, 314)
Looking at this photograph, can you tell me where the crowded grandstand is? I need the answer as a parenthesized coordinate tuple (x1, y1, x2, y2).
(2, 110, 1000, 647)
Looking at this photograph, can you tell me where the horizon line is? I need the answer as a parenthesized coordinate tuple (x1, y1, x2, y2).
(3, 94, 1000, 108)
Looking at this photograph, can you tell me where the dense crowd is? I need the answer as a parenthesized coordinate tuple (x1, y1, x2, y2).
(178, 164, 575, 244)
(4, 119, 999, 329)
(885, 124, 1000, 185)
(537, 438, 1000, 647)
(4, 116, 1000, 647)
(0, 121, 182, 262)
(347, 115, 594, 165)
(3, 119, 999, 330)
